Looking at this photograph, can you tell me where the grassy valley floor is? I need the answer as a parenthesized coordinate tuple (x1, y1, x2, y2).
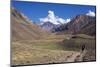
(12, 34, 96, 65)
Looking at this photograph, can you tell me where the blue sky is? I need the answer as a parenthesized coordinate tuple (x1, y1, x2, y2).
(11, 1, 96, 24)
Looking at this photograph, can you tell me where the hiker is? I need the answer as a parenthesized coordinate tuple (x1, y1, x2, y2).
(82, 44, 85, 52)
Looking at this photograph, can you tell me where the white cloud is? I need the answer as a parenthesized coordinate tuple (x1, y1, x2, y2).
(57, 18, 66, 24)
(86, 10, 95, 17)
(40, 17, 48, 22)
(57, 18, 71, 24)
(39, 10, 70, 25)
(66, 18, 71, 23)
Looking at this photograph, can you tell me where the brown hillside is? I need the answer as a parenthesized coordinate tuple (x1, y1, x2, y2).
(11, 8, 49, 41)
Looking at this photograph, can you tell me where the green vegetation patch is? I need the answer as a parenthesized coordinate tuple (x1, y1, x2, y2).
(61, 37, 96, 51)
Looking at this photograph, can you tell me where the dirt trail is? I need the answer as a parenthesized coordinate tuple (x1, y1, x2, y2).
(67, 50, 87, 62)
(74, 50, 87, 62)
(67, 52, 80, 62)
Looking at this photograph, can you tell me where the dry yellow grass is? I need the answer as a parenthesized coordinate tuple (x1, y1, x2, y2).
(12, 41, 80, 65)
(12, 34, 96, 65)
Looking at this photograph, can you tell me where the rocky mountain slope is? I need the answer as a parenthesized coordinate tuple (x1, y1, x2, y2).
(55, 15, 96, 36)
(67, 15, 96, 35)
(11, 8, 48, 41)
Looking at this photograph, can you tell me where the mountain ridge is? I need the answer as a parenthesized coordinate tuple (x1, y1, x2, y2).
(40, 15, 96, 36)
(11, 8, 49, 41)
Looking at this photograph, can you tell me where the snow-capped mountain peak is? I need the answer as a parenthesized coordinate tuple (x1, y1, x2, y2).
(39, 10, 71, 25)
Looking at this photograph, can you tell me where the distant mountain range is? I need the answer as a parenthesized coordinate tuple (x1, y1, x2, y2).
(11, 7, 96, 40)
(40, 15, 96, 36)
(40, 21, 62, 32)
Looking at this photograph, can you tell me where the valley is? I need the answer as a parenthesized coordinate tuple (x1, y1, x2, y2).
(12, 33, 96, 65)
(11, 7, 96, 66)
